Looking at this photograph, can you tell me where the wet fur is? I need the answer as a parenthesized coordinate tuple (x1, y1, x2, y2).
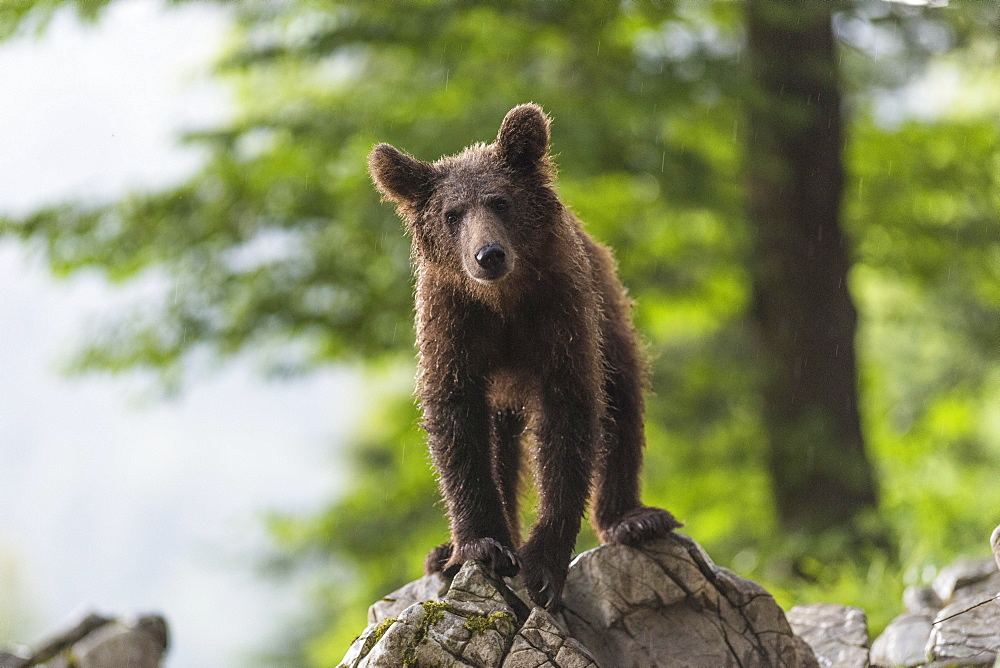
(368, 104, 680, 609)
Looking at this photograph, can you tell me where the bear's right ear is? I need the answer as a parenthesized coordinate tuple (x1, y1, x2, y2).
(368, 143, 436, 208)
(496, 103, 551, 172)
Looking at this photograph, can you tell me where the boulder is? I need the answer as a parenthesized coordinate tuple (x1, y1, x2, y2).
(786, 603, 869, 668)
(926, 594, 1000, 667)
(902, 586, 942, 616)
(933, 558, 1000, 605)
(369, 572, 450, 625)
(73, 616, 168, 668)
(0, 613, 168, 668)
(868, 526, 1000, 668)
(504, 608, 599, 668)
(869, 613, 933, 667)
(340, 533, 818, 668)
(0, 653, 27, 668)
(556, 534, 817, 668)
(992, 525, 1000, 573)
(343, 561, 592, 668)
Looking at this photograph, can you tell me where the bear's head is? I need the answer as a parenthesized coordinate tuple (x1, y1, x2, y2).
(368, 104, 558, 288)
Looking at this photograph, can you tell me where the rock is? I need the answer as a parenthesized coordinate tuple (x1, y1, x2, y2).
(868, 529, 1000, 668)
(786, 603, 869, 668)
(557, 534, 817, 668)
(991, 525, 1000, 573)
(341, 561, 586, 668)
(869, 612, 933, 667)
(903, 586, 942, 615)
(933, 558, 1000, 604)
(0, 652, 27, 668)
(0, 613, 167, 668)
(369, 572, 450, 625)
(73, 616, 169, 668)
(926, 594, 1000, 667)
(505, 608, 598, 668)
(132, 615, 170, 653)
(340, 533, 818, 668)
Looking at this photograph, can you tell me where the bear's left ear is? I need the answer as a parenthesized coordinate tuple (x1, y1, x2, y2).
(496, 103, 551, 172)
(368, 143, 436, 208)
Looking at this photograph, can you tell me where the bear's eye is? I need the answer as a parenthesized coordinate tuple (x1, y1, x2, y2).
(488, 197, 509, 213)
(444, 210, 460, 226)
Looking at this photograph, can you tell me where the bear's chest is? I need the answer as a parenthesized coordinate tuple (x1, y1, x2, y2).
(476, 296, 564, 361)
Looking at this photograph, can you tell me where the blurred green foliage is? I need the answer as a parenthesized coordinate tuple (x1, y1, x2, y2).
(0, 553, 39, 644)
(2, 0, 1000, 663)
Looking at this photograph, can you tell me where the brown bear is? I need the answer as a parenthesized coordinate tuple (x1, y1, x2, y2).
(368, 103, 680, 609)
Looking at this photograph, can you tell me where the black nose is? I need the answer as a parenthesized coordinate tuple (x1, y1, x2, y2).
(475, 244, 506, 272)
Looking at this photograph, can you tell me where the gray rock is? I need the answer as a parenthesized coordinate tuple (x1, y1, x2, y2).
(132, 614, 170, 653)
(903, 586, 943, 616)
(787, 603, 869, 668)
(926, 594, 1000, 667)
(558, 534, 818, 668)
(341, 533, 817, 668)
(0, 652, 27, 668)
(342, 562, 549, 668)
(933, 558, 999, 604)
(869, 612, 932, 667)
(73, 618, 167, 668)
(0, 613, 167, 668)
(369, 572, 450, 625)
(503, 608, 597, 668)
(992, 525, 1000, 574)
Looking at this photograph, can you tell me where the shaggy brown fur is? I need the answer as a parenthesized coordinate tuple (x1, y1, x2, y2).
(368, 104, 681, 610)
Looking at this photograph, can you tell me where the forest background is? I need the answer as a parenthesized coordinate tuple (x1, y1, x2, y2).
(1, 0, 999, 666)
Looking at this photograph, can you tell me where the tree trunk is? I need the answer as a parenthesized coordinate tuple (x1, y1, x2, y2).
(744, 0, 879, 532)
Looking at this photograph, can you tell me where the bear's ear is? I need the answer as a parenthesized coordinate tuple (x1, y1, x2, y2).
(496, 103, 551, 172)
(368, 143, 436, 207)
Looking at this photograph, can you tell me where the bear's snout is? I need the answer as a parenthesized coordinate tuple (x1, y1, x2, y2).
(459, 208, 515, 284)
(475, 243, 507, 279)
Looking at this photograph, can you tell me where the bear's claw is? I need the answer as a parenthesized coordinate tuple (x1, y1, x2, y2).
(424, 542, 454, 575)
(442, 537, 521, 579)
(521, 561, 560, 610)
(600, 506, 683, 547)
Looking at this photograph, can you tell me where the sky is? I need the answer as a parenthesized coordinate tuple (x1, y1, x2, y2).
(0, 2, 363, 665)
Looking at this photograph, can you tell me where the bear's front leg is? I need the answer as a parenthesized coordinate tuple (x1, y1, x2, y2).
(520, 383, 599, 610)
(422, 378, 520, 580)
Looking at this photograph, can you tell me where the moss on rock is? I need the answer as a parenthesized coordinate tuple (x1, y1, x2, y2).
(464, 611, 515, 636)
(361, 617, 398, 655)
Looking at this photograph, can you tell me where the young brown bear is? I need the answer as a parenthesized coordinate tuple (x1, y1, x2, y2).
(368, 104, 681, 610)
